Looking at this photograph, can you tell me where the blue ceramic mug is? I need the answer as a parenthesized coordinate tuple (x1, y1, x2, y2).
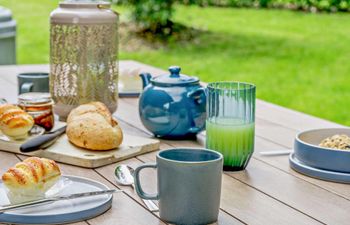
(17, 73, 49, 94)
(134, 148, 223, 225)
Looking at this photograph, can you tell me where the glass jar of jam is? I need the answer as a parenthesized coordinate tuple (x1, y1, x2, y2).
(18, 92, 55, 131)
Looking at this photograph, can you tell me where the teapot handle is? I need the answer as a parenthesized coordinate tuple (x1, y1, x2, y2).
(187, 87, 207, 134)
(187, 87, 206, 105)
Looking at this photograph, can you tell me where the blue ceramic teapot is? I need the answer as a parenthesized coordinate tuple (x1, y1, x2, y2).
(139, 66, 206, 139)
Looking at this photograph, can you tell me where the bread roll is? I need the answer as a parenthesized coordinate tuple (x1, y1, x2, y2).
(2, 157, 61, 203)
(67, 101, 112, 124)
(0, 104, 34, 139)
(66, 102, 123, 150)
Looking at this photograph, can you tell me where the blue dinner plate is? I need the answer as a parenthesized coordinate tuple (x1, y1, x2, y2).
(0, 175, 113, 224)
(289, 153, 350, 184)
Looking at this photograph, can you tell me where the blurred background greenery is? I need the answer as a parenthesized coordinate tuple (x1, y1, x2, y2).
(1, 0, 350, 125)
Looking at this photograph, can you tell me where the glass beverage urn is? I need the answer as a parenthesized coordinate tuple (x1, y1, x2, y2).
(50, 0, 119, 121)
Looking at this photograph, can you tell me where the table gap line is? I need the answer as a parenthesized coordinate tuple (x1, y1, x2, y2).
(219, 208, 248, 225)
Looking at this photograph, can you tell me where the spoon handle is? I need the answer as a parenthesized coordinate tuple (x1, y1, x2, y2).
(142, 199, 159, 212)
(131, 183, 158, 212)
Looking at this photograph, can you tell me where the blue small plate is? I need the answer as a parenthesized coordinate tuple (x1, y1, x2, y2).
(289, 153, 350, 184)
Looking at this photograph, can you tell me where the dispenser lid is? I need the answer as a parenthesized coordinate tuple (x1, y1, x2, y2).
(151, 66, 199, 86)
(51, 1, 117, 25)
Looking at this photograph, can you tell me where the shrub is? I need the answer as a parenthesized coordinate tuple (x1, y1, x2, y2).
(118, 0, 176, 33)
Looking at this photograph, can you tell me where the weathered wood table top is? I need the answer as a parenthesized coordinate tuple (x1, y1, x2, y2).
(0, 60, 349, 225)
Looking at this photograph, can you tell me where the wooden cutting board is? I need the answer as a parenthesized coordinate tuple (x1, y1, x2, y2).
(0, 124, 160, 168)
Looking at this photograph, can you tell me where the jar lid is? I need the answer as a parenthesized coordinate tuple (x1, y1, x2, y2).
(18, 92, 53, 105)
(151, 66, 199, 87)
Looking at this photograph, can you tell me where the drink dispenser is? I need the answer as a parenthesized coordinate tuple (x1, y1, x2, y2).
(50, 0, 118, 121)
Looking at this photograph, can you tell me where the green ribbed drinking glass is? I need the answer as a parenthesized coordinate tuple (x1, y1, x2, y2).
(206, 82, 256, 171)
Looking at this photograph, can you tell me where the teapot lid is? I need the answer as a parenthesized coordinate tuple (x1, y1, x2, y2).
(151, 66, 199, 86)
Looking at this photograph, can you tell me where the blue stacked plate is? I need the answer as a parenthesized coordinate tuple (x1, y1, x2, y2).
(289, 128, 350, 183)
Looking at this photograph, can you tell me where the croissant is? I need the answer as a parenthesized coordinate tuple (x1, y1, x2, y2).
(0, 104, 34, 139)
(66, 102, 123, 150)
(2, 157, 61, 203)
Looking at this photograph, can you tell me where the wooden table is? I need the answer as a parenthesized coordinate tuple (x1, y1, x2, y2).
(0, 60, 349, 225)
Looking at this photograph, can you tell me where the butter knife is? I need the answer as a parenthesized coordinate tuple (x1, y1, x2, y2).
(0, 189, 120, 213)
(20, 126, 67, 153)
(259, 149, 293, 156)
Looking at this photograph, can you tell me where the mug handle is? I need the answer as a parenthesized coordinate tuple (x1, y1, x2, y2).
(21, 82, 33, 94)
(134, 163, 159, 200)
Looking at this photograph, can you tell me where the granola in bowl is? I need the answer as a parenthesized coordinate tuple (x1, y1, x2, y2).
(319, 134, 350, 150)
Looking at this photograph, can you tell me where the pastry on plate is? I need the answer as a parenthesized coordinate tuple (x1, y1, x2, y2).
(2, 157, 61, 203)
(66, 102, 123, 150)
(0, 104, 34, 140)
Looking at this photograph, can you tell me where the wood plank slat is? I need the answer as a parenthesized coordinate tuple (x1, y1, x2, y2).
(253, 137, 350, 200)
(256, 100, 344, 131)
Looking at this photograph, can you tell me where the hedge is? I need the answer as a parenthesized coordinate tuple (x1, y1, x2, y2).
(179, 0, 350, 12)
(113, 0, 348, 35)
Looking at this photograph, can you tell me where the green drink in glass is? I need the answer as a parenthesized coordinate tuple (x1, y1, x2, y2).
(206, 82, 256, 171)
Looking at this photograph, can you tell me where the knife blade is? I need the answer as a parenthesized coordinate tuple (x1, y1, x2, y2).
(0, 189, 121, 213)
(20, 126, 67, 153)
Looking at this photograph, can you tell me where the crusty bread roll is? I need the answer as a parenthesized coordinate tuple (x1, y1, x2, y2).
(0, 104, 34, 139)
(2, 157, 61, 203)
(66, 102, 123, 150)
(67, 101, 112, 124)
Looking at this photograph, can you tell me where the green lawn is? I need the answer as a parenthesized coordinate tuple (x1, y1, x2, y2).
(1, 0, 350, 125)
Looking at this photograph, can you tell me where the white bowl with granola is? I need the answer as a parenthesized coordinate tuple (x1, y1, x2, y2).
(294, 128, 350, 173)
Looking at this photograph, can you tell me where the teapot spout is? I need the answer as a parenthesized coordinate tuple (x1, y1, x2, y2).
(139, 73, 152, 89)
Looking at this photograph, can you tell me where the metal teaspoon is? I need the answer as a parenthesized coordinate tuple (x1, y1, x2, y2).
(114, 164, 159, 212)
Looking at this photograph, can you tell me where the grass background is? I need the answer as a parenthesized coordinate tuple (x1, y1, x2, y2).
(1, 0, 350, 125)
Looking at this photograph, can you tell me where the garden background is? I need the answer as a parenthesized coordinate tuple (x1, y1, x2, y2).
(1, 0, 350, 125)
